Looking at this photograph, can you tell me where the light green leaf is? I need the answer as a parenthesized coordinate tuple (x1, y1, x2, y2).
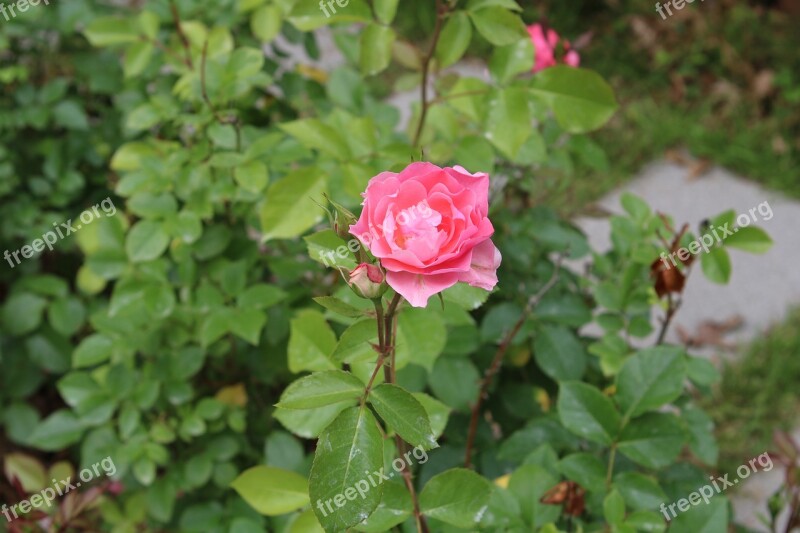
(723, 226, 773, 254)
(373, 0, 399, 24)
(126, 220, 170, 262)
(486, 87, 531, 158)
(370, 384, 437, 449)
(395, 308, 446, 371)
(259, 168, 327, 242)
(83, 17, 139, 46)
(468, 7, 527, 46)
(27, 410, 85, 451)
(558, 453, 606, 493)
(251, 5, 283, 43)
(604, 489, 626, 525)
(313, 296, 367, 318)
(288, 310, 337, 373)
(279, 120, 351, 159)
(234, 160, 269, 193)
(413, 393, 451, 439)
(435, 12, 472, 68)
(700, 245, 732, 284)
(277, 370, 365, 409)
(530, 66, 618, 133)
(231, 466, 309, 516)
(73, 334, 113, 368)
(360, 24, 395, 76)
(489, 37, 533, 84)
(3, 293, 47, 336)
(331, 319, 380, 364)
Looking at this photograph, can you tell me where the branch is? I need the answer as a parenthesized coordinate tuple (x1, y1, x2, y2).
(411, 0, 448, 148)
(464, 257, 563, 468)
(170, 0, 194, 69)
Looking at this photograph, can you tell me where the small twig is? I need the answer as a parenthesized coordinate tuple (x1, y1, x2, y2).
(655, 293, 682, 345)
(170, 0, 194, 69)
(411, 0, 448, 148)
(464, 257, 563, 468)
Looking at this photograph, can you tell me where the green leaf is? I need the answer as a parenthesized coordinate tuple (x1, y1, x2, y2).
(557, 381, 620, 445)
(290, 509, 325, 533)
(354, 481, 412, 532)
(3, 453, 47, 493)
(486, 87, 531, 158)
(435, 12, 472, 68)
(288, 310, 337, 373)
(251, 5, 283, 43)
(613, 471, 667, 511)
(419, 469, 492, 529)
(288, 0, 372, 31)
(123, 42, 154, 78)
(200, 309, 233, 347)
(625, 510, 667, 532)
(530, 66, 618, 133)
(373, 0, 399, 24)
(616, 346, 686, 419)
(274, 402, 351, 439)
(126, 220, 170, 262)
(395, 308, 446, 371)
(313, 296, 367, 318)
(360, 24, 395, 76)
(507, 464, 560, 528)
(558, 453, 606, 493)
(331, 319, 380, 364)
(73, 334, 113, 368)
(468, 7, 527, 46)
(83, 17, 140, 46)
(700, 245, 732, 284)
(234, 160, 269, 193)
(260, 168, 327, 242)
(28, 410, 85, 451)
(723, 226, 773, 254)
(279, 120, 350, 159)
(429, 357, 480, 411)
(305, 230, 358, 270)
(669, 496, 728, 532)
(370, 384, 437, 449)
(618, 413, 686, 469)
(413, 393, 451, 439)
(442, 283, 491, 310)
(684, 406, 718, 465)
(230, 308, 267, 345)
(3, 293, 47, 336)
(237, 284, 286, 310)
(489, 37, 533, 84)
(309, 407, 384, 531)
(231, 466, 309, 516)
(604, 489, 626, 525)
(277, 370, 364, 409)
(533, 325, 587, 381)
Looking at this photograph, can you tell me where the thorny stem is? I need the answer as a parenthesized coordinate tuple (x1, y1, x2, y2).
(656, 292, 682, 345)
(369, 293, 428, 532)
(464, 257, 563, 468)
(412, 0, 448, 148)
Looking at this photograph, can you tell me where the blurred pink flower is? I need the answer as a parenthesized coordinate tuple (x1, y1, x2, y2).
(527, 23, 580, 73)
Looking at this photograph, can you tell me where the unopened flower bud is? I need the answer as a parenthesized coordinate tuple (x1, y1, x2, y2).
(324, 195, 358, 240)
(348, 263, 387, 299)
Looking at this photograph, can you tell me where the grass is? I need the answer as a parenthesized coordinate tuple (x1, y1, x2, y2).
(700, 308, 800, 473)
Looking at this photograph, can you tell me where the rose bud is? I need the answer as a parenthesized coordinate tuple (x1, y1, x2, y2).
(348, 263, 387, 300)
(323, 195, 358, 240)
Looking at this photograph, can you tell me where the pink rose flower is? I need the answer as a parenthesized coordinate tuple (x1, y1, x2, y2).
(527, 23, 580, 73)
(349, 162, 501, 308)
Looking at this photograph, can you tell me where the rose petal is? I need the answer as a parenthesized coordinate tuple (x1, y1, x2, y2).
(385, 271, 460, 308)
(457, 239, 502, 291)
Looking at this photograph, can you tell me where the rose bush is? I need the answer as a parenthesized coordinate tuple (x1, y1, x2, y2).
(0, 0, 774, 532)
(350, 163, 501, 307)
